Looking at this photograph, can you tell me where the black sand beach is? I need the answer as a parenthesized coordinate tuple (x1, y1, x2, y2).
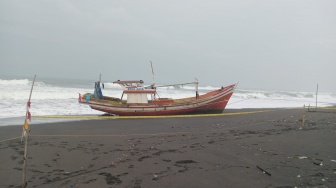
(0, 108, 335, 187)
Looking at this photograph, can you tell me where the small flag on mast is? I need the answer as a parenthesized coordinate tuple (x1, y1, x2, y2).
(23, 120, 29, 130)
(27, 111, 31, 122)
(22, 102, 31, 138)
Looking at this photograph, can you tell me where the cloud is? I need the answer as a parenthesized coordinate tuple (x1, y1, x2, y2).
(0, 0, 335, 91)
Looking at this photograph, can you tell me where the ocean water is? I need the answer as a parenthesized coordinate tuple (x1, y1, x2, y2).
(0, 76, 335, 126)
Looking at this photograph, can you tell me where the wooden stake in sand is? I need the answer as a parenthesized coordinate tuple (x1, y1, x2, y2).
(301, 105, 305, 129)
(21, 75, 36, 188)
(315, 84, 318, 111)
(256, 165, 271, 176)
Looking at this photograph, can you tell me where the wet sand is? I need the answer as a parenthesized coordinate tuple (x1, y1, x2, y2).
(0, 108, 335, 187)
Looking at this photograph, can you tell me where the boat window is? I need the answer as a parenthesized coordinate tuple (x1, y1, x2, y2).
(127, 93, 148, 104)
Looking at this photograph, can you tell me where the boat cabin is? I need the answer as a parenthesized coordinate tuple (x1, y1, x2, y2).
(113, 80, 157, 104)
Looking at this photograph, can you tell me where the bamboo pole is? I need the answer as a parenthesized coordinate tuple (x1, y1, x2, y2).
(22, 133, 29, 188)
(21, 75, 36, 143)
(22, 75, 36, 188)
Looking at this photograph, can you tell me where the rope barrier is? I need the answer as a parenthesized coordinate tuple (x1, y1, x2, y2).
(0, 109, 297, 143)
(31, 132, 192, 138)
(32, 110, 273, 119)
(215, 108, 304, 132)
(1, 107, 333, 143)
(0, 136, 21, 143)
(0, 110, 273, 143)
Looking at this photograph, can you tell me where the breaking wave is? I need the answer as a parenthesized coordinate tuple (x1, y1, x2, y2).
(0, 78, 335, 125)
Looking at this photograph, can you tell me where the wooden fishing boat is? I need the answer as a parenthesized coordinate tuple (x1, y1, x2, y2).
(79, 79, 236, 116)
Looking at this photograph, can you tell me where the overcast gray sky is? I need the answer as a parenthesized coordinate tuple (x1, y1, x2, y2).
(1, 0, 335, 92)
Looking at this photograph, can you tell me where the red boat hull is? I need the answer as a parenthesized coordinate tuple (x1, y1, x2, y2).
(80, 84, 236, 116)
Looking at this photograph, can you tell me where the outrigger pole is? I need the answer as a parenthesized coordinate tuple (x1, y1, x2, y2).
(21, 75, 36, 188)
(155, 79, 199, 99)
(154, 82, 197, 88)
(148, 62, 198, 99)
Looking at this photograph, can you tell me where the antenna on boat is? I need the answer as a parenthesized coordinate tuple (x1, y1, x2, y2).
(150, 61, 155, 86)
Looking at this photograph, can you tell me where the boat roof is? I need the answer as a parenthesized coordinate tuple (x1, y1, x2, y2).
(124, 89, 156, 94)
(113, 80, 144, 84)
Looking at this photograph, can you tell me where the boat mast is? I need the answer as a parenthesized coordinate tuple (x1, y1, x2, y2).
(150, 61, 157, 99)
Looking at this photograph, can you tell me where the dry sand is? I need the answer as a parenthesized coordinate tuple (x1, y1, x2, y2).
(0, 108, 335, 188)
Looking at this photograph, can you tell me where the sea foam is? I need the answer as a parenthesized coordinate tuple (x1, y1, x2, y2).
(0, 78, 335, 126)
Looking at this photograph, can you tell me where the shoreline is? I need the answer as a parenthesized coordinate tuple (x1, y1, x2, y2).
(2, 106, 335, 127)
(0, 108, 268, 127)
(1, 108, 335, 187)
